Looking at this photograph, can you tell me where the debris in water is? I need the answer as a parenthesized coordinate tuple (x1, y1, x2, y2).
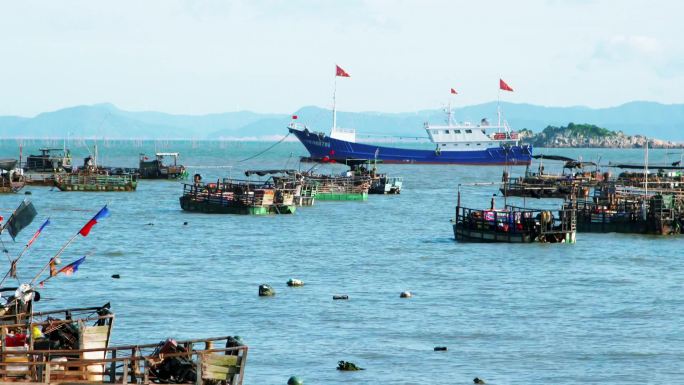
(333, 295, 348, 300)
(287, 376, 303, 385)
(473, 377, 486, 384)
(337, 361, 364, 371)
(287, 278, 304, 287)
(400, 291, 412, 298)
(434, 346, 447, 351)
(111, 274, 120, 279)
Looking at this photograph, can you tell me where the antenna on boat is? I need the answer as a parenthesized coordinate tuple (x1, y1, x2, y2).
(332, 74, 337, 130)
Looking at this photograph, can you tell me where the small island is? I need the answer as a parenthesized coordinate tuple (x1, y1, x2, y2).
(521, 123, 684, 149)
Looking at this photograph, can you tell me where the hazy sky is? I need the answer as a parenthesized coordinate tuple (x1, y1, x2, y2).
(0, 0, 682, 116)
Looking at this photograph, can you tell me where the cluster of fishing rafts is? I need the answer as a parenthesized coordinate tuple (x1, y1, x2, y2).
(179, 161, 403, 215)
(1, 148, 187, 194)
(452, 154, 684, 243)
(0, 201, 248, 384)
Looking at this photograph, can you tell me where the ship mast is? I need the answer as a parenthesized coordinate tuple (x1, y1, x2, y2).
(332, 75, 338, 131)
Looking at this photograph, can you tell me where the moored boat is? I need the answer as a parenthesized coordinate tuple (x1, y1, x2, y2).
(289, 73, 532, 165)
(180, 178, 296, 215)
(54, 156, 137, 192)
(138, 152, 187, 179)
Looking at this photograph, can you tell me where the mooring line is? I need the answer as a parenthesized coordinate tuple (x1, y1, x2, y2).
(236, 132, 291, 163)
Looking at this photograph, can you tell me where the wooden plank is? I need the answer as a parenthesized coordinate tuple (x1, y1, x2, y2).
(203, 355, 238, 367)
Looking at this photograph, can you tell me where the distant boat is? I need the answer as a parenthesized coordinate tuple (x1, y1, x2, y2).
(289, 75, 532, 165)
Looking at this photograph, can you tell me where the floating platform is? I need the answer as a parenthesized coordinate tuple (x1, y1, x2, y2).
(315, 192, 368, 201)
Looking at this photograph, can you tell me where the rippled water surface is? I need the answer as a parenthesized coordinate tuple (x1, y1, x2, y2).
(0, 140, 682, 385)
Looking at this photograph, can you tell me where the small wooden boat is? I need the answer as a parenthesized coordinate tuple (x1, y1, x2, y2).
(180, 178, 296, 215)
(54, 155, 137, 192)
(345, 160, 402, 195)
(54, 171, 137, 192)
(24, 148, 73, 172)
(245, 169, 318, 206)
(0, 302, 248, 384)
(301, 172, 370, 201)
(500, 155, 604, 199)
(570, 184, 684, 235)
(453, 194, 576, 243)
(138, 152, 187, 179)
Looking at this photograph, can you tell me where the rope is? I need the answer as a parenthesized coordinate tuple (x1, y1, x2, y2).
(236, 132, 291, 163)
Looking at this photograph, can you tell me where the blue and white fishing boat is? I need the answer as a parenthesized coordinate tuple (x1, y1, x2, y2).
(289, 76, 532, 165)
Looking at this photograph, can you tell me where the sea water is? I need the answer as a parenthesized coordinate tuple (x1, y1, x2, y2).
(0, 140, 682, 385)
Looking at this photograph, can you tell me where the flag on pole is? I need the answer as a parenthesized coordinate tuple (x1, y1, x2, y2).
(3, 200, 37, 240)
(499, 79, 514, 92)
(57, 256, 86, 277)
(450, 88, 458, 94)
(26, 218, 50, 247)
(79, 206, 110, 237)
(335, 65, 350, 77)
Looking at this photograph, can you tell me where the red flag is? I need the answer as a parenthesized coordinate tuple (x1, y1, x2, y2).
(499, 79, 514, 92)
(335, 65, 350, 77)
(450, 88, 458, 94)
(291, 115, 298, 120)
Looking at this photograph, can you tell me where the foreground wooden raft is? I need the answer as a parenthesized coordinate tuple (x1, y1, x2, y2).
(0, 309, 247, 385)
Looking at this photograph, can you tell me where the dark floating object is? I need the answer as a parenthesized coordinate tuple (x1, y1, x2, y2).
(332, 295, 348, 300)
(183, 221, 188, 225)
(433, 346, 447, 351)
(226, 335, 244, 348)
(337, 361, 364, 371)
(259, 284, 276, 297)
(473, 377, 486, 384)
(147, 222, 154, 226)
(111, 274, 120, 279)
(287, 376, 304, 385)
(287, 278, 304, 287)
(400, 291, 412, 298)
(24, 191, 32, 195)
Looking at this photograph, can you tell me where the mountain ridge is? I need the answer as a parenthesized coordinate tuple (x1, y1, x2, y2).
(0, 101, 682, 141)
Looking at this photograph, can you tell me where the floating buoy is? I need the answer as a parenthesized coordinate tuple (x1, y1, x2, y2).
(259, 284, 276, 297)
(147, 222, 154, 226)
(111, 274, 120, 279)
(24, 191, 32, 195)
(332, 295, 348, 300)
(287, 278, 304, 287)
(183, 221, 188, 226)
(473, 377, 486, 384)
(287, 376, 303, 385)
(400, 291, 412, 298)
(434, 346, 447, 351)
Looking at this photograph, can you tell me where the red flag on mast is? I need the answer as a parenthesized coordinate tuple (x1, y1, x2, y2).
(450, 88, 458, 94)
(499, 79, 514, 92)
(335, 65, 350, 77)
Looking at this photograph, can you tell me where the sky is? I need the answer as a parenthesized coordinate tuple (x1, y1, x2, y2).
(0, 0, 682, 116)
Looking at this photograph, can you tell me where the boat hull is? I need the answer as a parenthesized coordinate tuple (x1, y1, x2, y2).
(289, 128, 532, 165)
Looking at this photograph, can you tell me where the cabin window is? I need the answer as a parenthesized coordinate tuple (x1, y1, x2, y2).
(465, 129, 472, 133)
(444, 130, 450, 134)
(455, 130, 461, 134)
(481, 129, 486, 134)
(477, 143, 481, 146)
(466, 143, 470, 146)
(441, 143, 446, 147)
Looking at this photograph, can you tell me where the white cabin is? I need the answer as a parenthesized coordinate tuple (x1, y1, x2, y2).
(425, 116, 520, 151)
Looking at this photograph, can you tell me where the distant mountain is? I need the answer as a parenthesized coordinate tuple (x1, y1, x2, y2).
(1, 101, 683, 141)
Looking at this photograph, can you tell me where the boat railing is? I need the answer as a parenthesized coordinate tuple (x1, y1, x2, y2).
(182, 183, 274, 208)
(0, 335, 247, 385)
(60, 173, 137, 186)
